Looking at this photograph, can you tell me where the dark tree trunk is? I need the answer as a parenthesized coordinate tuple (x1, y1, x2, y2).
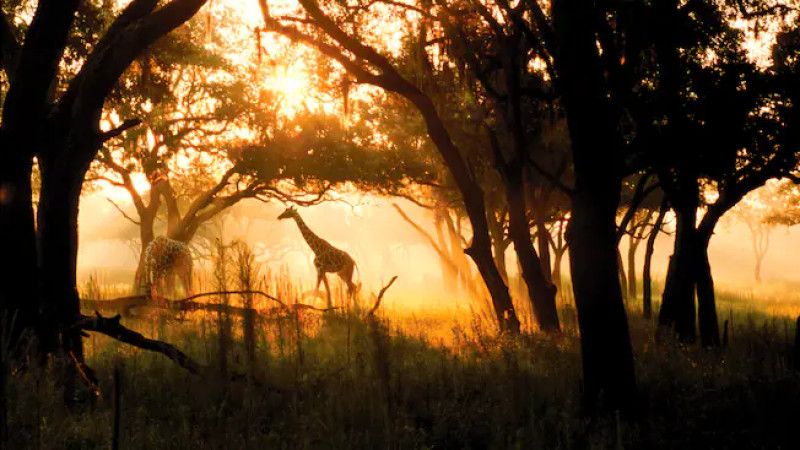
(36, 151, 89, 358)
(627, 236, 640, 300)
(554, 0, 637, 412)
(0, 150, 39, 344)
(505, 169, 559, 331)
(567, 196, 636, 412)
(406, 91, 520, 333)
(696, 234, 720, 347)
(465, 238, 520, 333)
(659, 207, 698, 342)
(535, 218, 553, 283)
(643, 199, 668, 319)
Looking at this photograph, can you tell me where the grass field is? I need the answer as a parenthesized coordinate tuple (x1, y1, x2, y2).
(4, 272, 800, 449)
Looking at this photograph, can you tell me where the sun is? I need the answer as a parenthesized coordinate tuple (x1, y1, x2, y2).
(266, 68, 311, 114)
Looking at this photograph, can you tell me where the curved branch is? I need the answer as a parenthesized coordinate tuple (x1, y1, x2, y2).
(69, 312, 201, 374)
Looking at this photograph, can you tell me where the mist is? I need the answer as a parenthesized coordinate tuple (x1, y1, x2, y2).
(77, 187, 800, 311)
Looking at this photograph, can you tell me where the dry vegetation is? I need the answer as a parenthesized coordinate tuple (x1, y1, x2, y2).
(4, 250, 800, 449)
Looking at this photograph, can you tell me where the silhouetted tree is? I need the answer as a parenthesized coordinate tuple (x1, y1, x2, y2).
(550, 0, 639, 411)
(0, 0, 211, 366)
(635, 1, 800, 346)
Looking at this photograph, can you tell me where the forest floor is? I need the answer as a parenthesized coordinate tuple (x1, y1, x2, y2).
(4, 280, 800, 449)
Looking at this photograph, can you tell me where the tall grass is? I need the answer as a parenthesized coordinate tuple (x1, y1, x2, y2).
(5, 253, 800, 448)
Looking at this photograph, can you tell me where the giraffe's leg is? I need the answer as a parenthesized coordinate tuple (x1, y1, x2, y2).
(322, 273, 333, 309)
(315, 266, 324, 292)
(338, 262, 356, 299)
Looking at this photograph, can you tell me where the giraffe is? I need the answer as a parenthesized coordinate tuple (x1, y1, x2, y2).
(140, 235, 193, 298)
(278, 206, 359, 307)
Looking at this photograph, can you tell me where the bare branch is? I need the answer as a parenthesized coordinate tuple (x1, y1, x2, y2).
(367, 275, 398, 317)
(106, 197, 141, 225)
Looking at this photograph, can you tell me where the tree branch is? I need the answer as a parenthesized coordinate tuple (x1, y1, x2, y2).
(99, 118, 142, 143)
(69, 312, 201, 374)
(367, 275, 398, 317)
(106, 197, 141, 225)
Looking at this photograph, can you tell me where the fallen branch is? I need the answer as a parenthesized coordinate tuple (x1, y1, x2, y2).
(367, 276, 398, 318)
(81, 290, 337, 317)
(70, 312, 201, 374)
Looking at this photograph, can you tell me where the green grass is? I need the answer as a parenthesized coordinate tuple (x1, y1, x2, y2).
(5, 274, 800, 449)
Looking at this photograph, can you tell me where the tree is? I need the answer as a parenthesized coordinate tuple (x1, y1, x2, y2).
(643, 198, 669, 319)
(258, 0, 523, 333)
(0, 0, 211, 370)
(550, 0, 637, 412)
(95, 11, 433, 291)
(636, 1, 800, 346)
(435, 0, 564, 331)
(731, 179, 800, 282)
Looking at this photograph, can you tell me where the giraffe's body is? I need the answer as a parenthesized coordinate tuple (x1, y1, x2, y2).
(278, 207, 358, 307)
(141, 235, 193, 298)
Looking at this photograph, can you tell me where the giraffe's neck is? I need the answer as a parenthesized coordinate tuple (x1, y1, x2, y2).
(292, 215, 330, 254)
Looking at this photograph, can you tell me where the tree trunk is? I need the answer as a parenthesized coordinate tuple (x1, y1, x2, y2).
(553, 0, 637, 412)
(552, 248, 565, 294)
(643, 199, 668, 319)
(406, 91, 520, 333)
(659, 207, 698, 342)
(535, 218, 553, 283)
(627, 237, 639, 301)
(434, 213, 459, 293)
(465, 239, 520, 334)
(133, 209, 157, 294)
(0, 151, 39, 345)
(696, 234, 720, 347)
(754, 258, 762, 283)
(487, 208, 510, 284)
(567, 195, 636, 412)
(505, 169, 559, 331)
(36, 155, 87, 359)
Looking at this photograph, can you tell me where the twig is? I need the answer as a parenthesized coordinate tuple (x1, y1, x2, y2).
(106, 197, 141, 225)
(367, 276, 398, 317)
(69, 351, 100, 397)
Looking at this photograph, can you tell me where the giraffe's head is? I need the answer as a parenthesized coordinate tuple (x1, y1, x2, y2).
(278, 206, 299, 220)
